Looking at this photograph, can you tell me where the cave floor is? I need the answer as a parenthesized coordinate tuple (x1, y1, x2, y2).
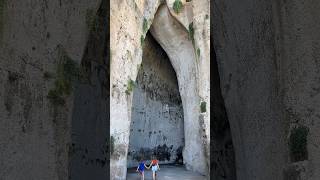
(126, 165, 207, 180)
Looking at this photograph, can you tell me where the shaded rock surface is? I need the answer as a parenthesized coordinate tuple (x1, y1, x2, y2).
(213, 0, 320, 180)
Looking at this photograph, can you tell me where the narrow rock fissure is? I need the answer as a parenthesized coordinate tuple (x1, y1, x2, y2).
(211, 44, 237, 180)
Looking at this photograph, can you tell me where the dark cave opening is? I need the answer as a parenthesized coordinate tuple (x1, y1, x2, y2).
(127, 32, 185, 168)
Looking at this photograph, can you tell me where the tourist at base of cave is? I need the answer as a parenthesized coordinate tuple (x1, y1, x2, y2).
(136, 159, 149, 180)
(148, 156, 160, 180)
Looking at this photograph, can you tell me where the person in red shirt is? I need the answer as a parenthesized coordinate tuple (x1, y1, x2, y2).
(148, 156, 160, 180)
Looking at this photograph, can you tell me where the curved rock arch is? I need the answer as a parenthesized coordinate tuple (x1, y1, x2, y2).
(110, 1, 210, 179)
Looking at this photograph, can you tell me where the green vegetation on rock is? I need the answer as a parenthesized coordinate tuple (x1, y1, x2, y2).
(47, 48, 80, 106)
(188, 22, 195, 45)
(143, 18, 148, 33)
(289, 125, 309, 162)
(200, 101, 206, 113)
(140, 35, 145, 47)
(125, 79, 135, 95)
(110, 136, 115, 155)
(86, 9, 98, 32)
(197, 48, 200, 57)
(173, 0, 183, 14)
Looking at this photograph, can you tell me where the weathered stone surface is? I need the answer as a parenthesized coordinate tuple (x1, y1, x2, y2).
(0, 0, 106, 179)
(68, 1, 109, 179)
(127, 33, 184, 167)
(213, 0, 320, 180)
(210, 43, 236, 180)
(110, 0, 210, 179)
(213, 1, 287, 179)
(0, 0, 210, 179)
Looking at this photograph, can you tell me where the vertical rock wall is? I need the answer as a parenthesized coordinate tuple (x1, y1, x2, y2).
(0, 0, 103, 179)
(69, 1, 109, 179)
(150, 4, 208, 175)
(0, 0, 210, 179)
(213, 0, 286, 179)
(210, 44, 236, 180)
(111, 1, 210, 178)
(127, 33, 184, 167)
(213, 0, 320, 179)
(276, 1, 320, 179)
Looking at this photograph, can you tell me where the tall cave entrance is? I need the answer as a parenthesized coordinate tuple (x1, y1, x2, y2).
(127, 32, 185, 168)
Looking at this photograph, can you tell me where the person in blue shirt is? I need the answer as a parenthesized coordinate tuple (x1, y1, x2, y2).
(136, 158, 149, 180)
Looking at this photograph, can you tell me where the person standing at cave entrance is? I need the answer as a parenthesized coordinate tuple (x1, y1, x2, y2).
(136, 158, 149, 180)
(148, 156, 160, 180)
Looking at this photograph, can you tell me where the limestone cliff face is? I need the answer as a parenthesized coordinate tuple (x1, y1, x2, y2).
(213, 0, 320, 180)
(0, 0, 210, 179)
(0, 0, 108, 179)
(110, 0, 210, 179)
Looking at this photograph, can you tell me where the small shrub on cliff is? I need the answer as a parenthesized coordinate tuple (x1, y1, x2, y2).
(173, 0, 183, 14)
(289, 125, 309, 162)
(143, 18, 148, 33)
(188, 22, 195, 45)
(110, 136, 115, 155)
(140, 35, 145, 47)
(200, 101, 206, 113)
(125, 79, 135, 95)
(47, 48, 80, 106)
(197, 48, 200, 57)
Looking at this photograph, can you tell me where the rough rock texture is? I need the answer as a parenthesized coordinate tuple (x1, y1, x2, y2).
(210, 43, 236, 180)
(213, 0, 320, 180)
(110, 0, 210, 179)
(0, 0, 209, 179)
(150, 4, 207, 175)
(213, 1, 287, 179)
(68, 1, 109, 179)
(127, 33, 184, 167)
(0, 0, 108, 179)
(278, 1, 320, 179)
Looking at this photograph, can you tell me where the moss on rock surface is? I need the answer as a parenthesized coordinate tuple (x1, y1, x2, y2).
(125, 79, 135, 95)
(110, 136, 115, 155)
(289, 125, 309, 162)
(47, 47, 80, 106)
(200, 101, 206, 113)
(86, 9, 98, 32)
(188, 22, 194, 45)
(173, 0, 183, 14)
(143, 18, 148, 33)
